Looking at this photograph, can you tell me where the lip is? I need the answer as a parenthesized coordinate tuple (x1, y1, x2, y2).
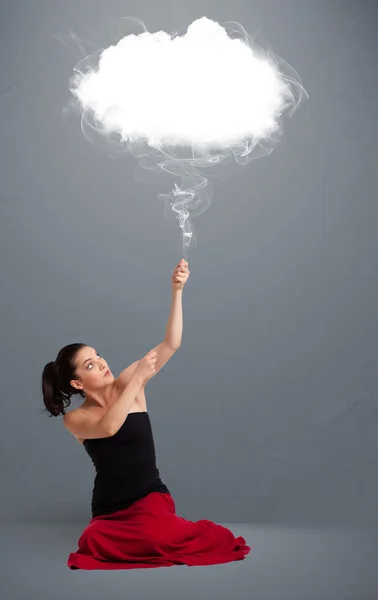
(104, 370, 111, 376)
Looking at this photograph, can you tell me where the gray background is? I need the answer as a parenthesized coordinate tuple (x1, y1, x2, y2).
(1, 0, 377, 531)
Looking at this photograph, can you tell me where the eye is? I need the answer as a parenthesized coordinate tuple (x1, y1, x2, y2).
(87, 353, 101, 370)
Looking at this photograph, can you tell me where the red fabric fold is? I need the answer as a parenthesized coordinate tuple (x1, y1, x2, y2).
(68, 492, 251, 570)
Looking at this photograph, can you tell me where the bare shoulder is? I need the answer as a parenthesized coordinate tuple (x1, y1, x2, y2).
(115, 378, 148, 413)
(63, 404, 92, 421)
(115, 372, 147, 412)
(63, 406, 111, 441)
(62, 406, 95, 429)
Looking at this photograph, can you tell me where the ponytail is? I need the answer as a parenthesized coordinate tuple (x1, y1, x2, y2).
(41, 343, 86, 417)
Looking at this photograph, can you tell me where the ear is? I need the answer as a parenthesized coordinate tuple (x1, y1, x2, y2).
(70, 379, 83, 391)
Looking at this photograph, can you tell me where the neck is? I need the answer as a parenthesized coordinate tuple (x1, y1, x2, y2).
(83, 379, 119, 409)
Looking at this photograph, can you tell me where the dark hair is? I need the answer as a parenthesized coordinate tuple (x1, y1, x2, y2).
(41, 343, 87, 417)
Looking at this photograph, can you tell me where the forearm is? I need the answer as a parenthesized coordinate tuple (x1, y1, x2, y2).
(164, 289, 183, 348)
(100, 373, 144, 435)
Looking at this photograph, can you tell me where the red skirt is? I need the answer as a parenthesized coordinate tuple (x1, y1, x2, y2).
(67, 492, 251, 570)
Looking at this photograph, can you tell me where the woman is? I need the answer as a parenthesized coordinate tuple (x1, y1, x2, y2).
(41, 260, 251, 570)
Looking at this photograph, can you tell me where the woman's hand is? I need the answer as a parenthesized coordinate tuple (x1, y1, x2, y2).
(134, 350, 157, 383)
(172, 259, 190, 291)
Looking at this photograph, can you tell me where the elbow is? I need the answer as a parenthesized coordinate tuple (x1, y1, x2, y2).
(107, 423, 117, 437)
(100, 418, 116, 437)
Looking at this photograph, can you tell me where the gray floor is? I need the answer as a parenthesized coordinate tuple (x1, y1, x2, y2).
(1, 523, 377, 600)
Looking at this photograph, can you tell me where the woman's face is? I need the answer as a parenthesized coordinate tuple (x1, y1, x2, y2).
(71, 346, 112, 390)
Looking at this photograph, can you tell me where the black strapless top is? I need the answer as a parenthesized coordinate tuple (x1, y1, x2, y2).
(83, 411, 169, 517)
